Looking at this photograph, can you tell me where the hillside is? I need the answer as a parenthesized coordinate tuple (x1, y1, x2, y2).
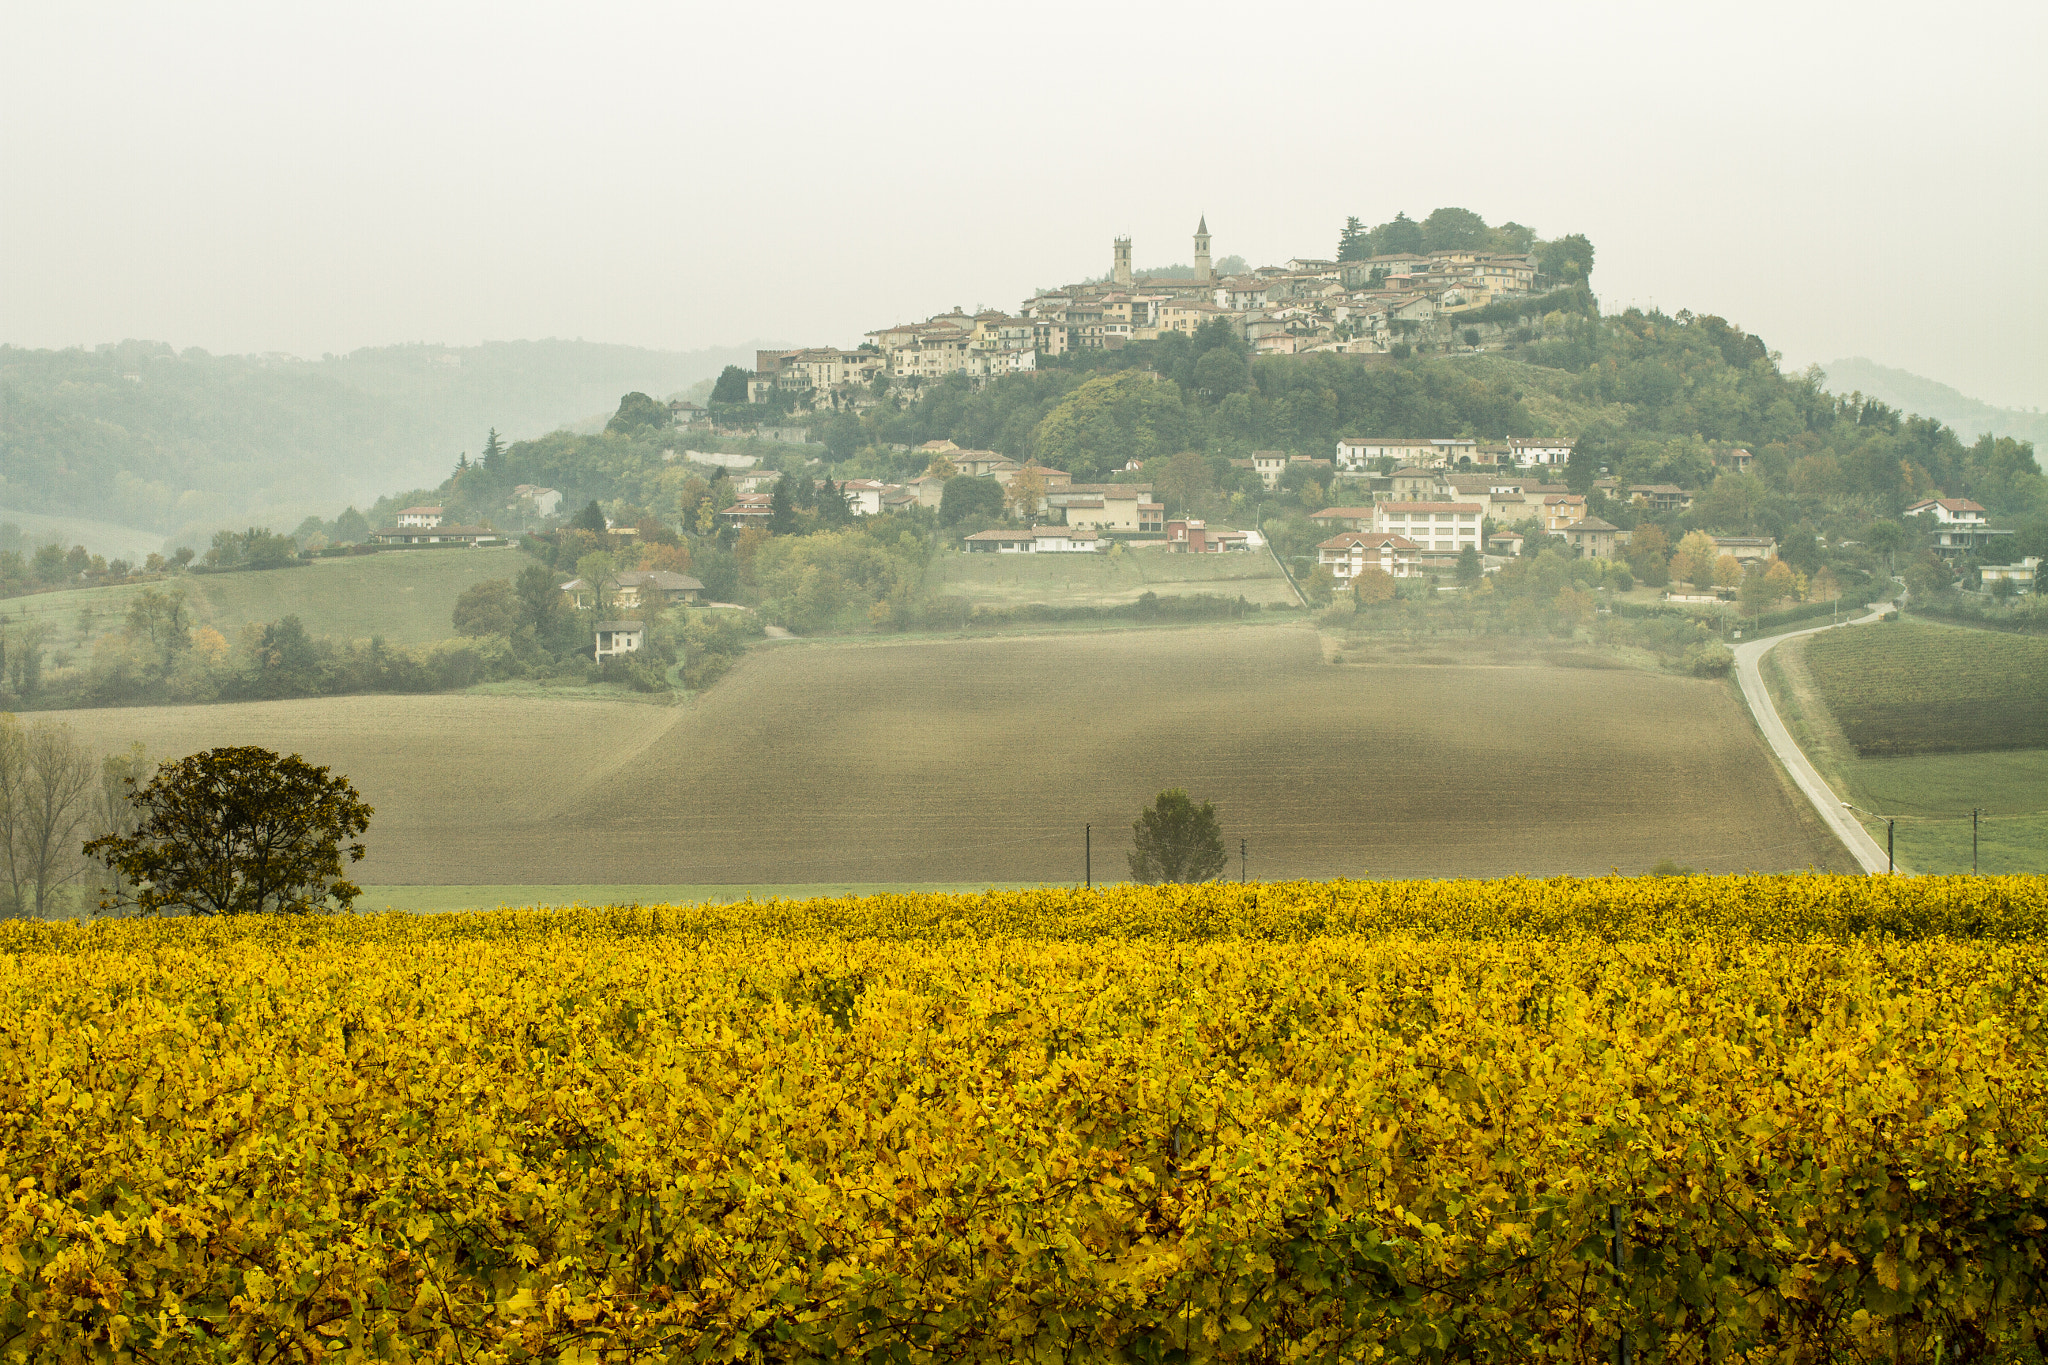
(1820, 357, 2048, 447)
(0, 339, 762, 553)
(42, 624, 1847, 884)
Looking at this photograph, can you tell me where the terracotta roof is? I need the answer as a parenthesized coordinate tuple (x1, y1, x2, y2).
(1566, 518, 1620, 533)
(1320, 532, 1420, 551)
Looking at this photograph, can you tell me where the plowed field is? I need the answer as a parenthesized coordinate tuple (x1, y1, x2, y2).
(42, 624, 1846, 883)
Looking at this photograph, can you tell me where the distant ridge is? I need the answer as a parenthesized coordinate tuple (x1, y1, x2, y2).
(1820, 357, 2047, 447)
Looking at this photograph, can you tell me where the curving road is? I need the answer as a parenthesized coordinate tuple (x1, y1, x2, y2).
(1732, 603, 1893, 874)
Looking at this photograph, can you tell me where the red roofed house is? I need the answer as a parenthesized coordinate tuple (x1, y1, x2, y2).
(1318, 531, 1420, 580)
(1164, 520, 1250, 553)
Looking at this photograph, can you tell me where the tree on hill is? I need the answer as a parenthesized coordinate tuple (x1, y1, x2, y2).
(710, 365, 750, 404)
(1379, 212, 1424, 255)
(452, 579, 519, 637)
(1128, 789, 1227, 885)
(1456, 545, 1483, 586)
(1337, 215, 1368, 262)
(1625, 523, 1671, 587)
(571, 500, 608, 534)
(1422, 207, 1489, 252)
(481, 428, 504, 471)
(1537, 234, 1596, 284)
(514, 562, 563, 632)
(84, 747, 373, 916)
(1673, 530, 1719, 588)
(1033, 370, 1191, 480)
(605, 391, 670, 437)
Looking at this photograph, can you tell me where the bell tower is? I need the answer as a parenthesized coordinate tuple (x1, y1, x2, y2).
(1194, 215, 1212, 282)
(1113, 235, 1133, 287)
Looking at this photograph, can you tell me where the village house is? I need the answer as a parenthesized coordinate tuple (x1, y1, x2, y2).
(960, 526, 1103, 554)
(668, 400, 710, 428)
(836, 479, 898, 516)
(1318, 531, 1420, 580)
(1047, 484, 1162, 533)
(1308, 506, 1377, 534)
(718, 494, 774, 530)
(1163, 519, 1249, 553)
(396, 506, 444, 528)
(593, 621, 645, 662)
(1979, 557, 2039, 594)
(1508, 437, 1574, 467)
(509, 485, 563, 518)
(1628, 484, 1694, 513)
(1904, 499, 2016, 560)
(1562, 517, 1626, 560)
(1541, 494, 1588, 532)
(1390, 466, 1453, 501)
(1486, 529, 1526, 555)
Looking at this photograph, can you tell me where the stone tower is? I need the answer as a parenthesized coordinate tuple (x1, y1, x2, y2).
(1194, 215, 1212, 282)
(1113, 236, 1133, 287)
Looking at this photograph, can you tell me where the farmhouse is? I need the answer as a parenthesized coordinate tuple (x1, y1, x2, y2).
(1629, 484, 1693, 512)
(593, 621, 645, 662)
(1163, 519, 1250, 553)
(1711, 536, 1778, 565)
(370, 524, 501, 546)
(1318, 531, 1420, 580)
(396, 506, 444, 528)
(1508, 438, 1574, 467)
(1487, 529, 1525, 555)
(1309, 506, 1377, 533)
(719, 494, 774, 530)
(561, 571, 704, 610)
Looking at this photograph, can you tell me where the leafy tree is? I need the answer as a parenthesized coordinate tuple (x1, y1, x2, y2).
(84, 747, 373, 916)
(1005, 464, 1051, 519)
(1379, 212, 1424, 255)
(605, 391, 670, 437)
(939, 475, 1004, 523)
(1455, 545, 1482, 586)
(1712, 554, 1745, 589)
(1990, 575, 2017, 602)
(1127, 788, 1227, 885)
(1422, 206, 1489, 252)
(710, 365, 751, 404)
(1191, 347, 1250, 397)
(1537, 233, 1596, 284)
(1154, 451, 1214, 517)
(1625, 524, 1672, 587)
(572, 500, 608, 534)
(452, 579, 519, 636)
(1903, 550, 1954, 601)
(1032, 371, 1190, 480)
(575, 552, 620, 612)
(514, 562, 562, 632)
(1812, 566, 1841, 606)
(32, 543, 67, 583)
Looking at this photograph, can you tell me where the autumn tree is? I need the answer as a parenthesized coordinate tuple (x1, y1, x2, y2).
(1352, 566, 1396, 606)
(84, 747, 373, 916)
(1624, 524, 1671, 587)
(1128, 789, 1227, 885)
(1713, 554, 1745, 589)
(1005, 463, 1050, 519)
(1154, 451, 1214, 517)
(1672, 530, 1719, 588)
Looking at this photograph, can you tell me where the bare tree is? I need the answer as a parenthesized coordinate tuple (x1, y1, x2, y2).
(0, 715, 99, 918)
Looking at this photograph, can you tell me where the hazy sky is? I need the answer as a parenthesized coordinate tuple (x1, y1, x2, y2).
(5, 0, 2043, 407)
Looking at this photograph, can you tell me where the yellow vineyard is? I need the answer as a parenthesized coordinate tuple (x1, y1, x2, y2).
(5, 877, 2047, 1362)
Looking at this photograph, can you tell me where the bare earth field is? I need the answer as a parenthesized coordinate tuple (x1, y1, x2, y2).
(935, 548, 1299, 608)
(43, 624, 1847, 884)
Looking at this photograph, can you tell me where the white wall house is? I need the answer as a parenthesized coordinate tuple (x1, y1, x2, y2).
(1371, 502, 1484, 557)
(1318, 531, 1420, 580)
(594, 621, 645, 661)
(396, 506, 444, 528)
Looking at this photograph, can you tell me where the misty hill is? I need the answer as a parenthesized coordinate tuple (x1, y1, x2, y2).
(1820, 358, 2048, 448)
(1, 338, 760, 552)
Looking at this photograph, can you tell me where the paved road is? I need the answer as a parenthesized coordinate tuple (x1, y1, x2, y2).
(1732, 604, 1893, 874)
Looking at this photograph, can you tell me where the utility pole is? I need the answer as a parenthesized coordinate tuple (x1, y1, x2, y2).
(1973, 808, 1980, 875)
(1085, 824, 1091, 890)
(1240, 839, 1247, 884)
(1887, 818, 1895, 875)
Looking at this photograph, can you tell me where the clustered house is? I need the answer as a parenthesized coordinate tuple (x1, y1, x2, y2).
(558, 570, 704, 610)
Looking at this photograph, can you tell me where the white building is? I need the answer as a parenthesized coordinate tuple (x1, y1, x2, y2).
(396, 506, 444, 528)
(1371, 502, 1484, 561)
(1509, 437, 1575, 467)
(594, 621, 646, 662)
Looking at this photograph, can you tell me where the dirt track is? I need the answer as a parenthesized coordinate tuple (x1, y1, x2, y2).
(44, 625, 1848, 884)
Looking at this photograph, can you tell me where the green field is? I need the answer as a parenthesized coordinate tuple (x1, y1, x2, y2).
(936, 545, 1300, 607)
(1802, 619, 2048, 755)
(1765, 635, 2047, 874)
(2, 547, 531, 652)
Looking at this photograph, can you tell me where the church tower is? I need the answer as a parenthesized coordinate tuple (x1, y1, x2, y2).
(1194, 216, 1212, 282)
(1113, 235, 1133, 287)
